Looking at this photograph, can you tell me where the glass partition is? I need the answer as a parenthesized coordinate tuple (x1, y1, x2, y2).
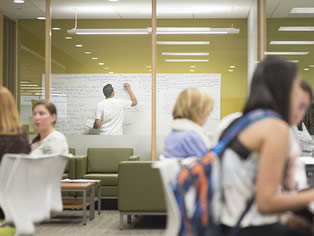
(267, 0, 314, 133)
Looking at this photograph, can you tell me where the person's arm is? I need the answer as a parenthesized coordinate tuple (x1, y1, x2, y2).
(253, 120, 314, 214)
(94, 119, 101, 129)
(94, 103, 102, 129)
(124, 83, 137, 106)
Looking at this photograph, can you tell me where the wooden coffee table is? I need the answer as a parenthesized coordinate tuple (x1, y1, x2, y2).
(61, 180, 101, 225)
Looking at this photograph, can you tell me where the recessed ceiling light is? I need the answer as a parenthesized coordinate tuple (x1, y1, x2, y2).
(108, 72, 114, 74)
(91, 57, 99, 60)
(189, 69, 195, 72)
(157, 41, 210, 45)
(288, 60, 299, 63)
(304, 68, 309, 71)
(162, 52, 209, 56)
(149, 69, 152, 72)
(146, 65, 152, 68)
(264, 51, 309, 55)
(84, 51, 91, 54)
(98, 63, 105, 65)
(104, 67, 109, 70)
(75, 44, 83, 47)
(270, 41, 314, 45)
(165, 59, 208, 62)
(65, 37, 72, 40)
(290, 8, 314, 14)
(36, 17, 46, 20)
(52, 27, 61, 31)
(229, 65, 236, 68)
(14, 0, 24, 3)
(190, 65, 196, 68)
(309, 65, 314, 67)
(228, 69, 234, 72)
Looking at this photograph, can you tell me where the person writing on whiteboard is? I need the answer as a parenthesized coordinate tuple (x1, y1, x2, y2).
(93, 83, 138, 135)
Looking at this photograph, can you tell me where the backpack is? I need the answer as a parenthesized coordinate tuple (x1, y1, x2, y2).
(173, 109, 280, 236)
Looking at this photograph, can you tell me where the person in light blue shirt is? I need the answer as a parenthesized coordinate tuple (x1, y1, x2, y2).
(164, 88, 214, 158)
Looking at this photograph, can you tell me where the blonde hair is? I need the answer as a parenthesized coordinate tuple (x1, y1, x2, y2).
(0, 86, 23, 135)
(172, 88, 214, 124)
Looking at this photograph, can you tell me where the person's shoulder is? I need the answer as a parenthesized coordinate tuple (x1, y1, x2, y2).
(48, 130, 67, 142)
(255, 117, 289, 140)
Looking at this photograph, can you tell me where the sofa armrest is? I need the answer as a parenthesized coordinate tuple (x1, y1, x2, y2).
(75, 155, 87, 178)
(68, 157, 76, 179)
(118, 161, 166, 212)
(128, 155, 140, 161)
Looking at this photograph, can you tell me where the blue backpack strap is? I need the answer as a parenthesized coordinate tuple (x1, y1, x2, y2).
(212, 109, 281, 156)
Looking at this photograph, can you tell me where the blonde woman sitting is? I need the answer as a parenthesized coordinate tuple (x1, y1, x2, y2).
(163, 88, 214, 158)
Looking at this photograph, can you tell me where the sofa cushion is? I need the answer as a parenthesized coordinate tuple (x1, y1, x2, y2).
(83, 174, 118, 186)
(87, 148, 133, 173)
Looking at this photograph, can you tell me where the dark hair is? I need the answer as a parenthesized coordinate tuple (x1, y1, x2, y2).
(300, 80, 313, 100)
(103, 84, 114, 98)
(243, 57, 298, 123)
(31, 100, 57, 144)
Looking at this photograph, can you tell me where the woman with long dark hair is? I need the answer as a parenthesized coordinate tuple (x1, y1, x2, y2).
(215, 57, 314, 236)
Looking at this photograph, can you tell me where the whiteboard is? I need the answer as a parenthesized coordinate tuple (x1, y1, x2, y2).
(43, 74, 221, 135)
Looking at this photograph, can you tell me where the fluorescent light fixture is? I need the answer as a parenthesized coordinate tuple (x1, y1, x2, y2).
(309, 65, 314, 67)
(149, 69, 152, 72)
(304, 68, 309, 71)
(288, 60, 299, 63)
(290, 8, 314, 14)
(189, 69, 195, 72)
(270, 41, 314, 45)
(14, 0, 24, 3)
(75, 44, 83, 47)
(67, 27, 239, 35)
(228, 69, 234, 72)
(104, 67, 109, 70)
(67, 28, 149, 35)
(146, 65, 152, 68)
(65, 37, 72, 40)
(155, 27, 239, 35)
(52, 27, 61, 31)
(36, 17, 46, 20)
(20, 81, 30, 83)
(108, 72, 114, 74)
(190, 65, 196, 68)
(264, 51, 309, 55)
(20, 84, 39, 87)
(279, 26, 314, 31)
(157, 41, 210, 45)
(229, 65, 236, 68)
(84, 51, 92, 54)
(162, 52, 209, 56)
(165, 59, 208, 62)
(91, 57, 98, 60)
(98, 63, 104, 65)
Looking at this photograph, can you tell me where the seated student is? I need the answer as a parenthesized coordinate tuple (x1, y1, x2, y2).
(31, 101, 68, 155)
(0, 86, 31, 219)
(291, 80, 313, 157)
(163, 88, 214, 158)
(214, 57, 314, 236)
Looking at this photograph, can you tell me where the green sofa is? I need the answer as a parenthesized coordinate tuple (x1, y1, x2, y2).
(62, 148, 76, 179)
(118, 161, 166, 229)
(75, 148, 138, 198)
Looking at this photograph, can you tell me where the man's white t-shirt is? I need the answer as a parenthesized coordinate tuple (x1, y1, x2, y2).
(95, 98, 132, 135)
